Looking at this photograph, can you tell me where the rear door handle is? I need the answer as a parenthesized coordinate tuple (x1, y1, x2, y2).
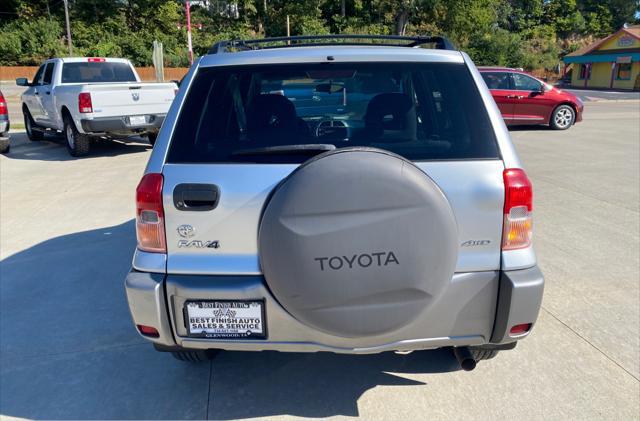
(173, 184, 219, 211)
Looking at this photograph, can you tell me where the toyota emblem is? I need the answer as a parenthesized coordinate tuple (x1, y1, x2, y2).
(177, 225, 195, 238)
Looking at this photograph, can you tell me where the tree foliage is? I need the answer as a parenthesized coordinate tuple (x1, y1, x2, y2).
(0, 0, 637, 69)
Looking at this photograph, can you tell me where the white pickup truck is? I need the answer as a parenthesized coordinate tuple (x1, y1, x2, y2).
(17, 57, 177, 156)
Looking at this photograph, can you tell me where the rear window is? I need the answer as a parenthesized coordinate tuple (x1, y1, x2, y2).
(61, 62, 137, 83)
(168, 62, 499, 163)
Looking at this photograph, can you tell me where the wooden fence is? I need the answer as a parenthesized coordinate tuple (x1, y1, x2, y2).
(0, 66, 189, 82)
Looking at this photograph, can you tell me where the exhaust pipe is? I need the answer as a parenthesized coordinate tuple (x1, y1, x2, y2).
(453, 347, 477, 371)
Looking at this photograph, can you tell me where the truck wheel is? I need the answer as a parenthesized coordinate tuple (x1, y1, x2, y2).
(0, 141, 9, 154)
(147, 133, 157, 147)
(23, 108, 44, 141)
(63, 115, 90, 157)
(171, 349, 218, 363)
(550, 105, 575, 130)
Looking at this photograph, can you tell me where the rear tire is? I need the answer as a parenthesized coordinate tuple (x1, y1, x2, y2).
(63, 114, 90, 157)
(550, 105, 575, 130)
(471, 349, 499, 361)
(0, 142, 9, 154)
(23, 108, 44, 141)
(147, 132, 157, 147)
(171, 349, 218, 363)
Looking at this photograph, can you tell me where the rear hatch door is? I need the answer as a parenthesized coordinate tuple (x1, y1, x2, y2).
(162, 59, 505, 275)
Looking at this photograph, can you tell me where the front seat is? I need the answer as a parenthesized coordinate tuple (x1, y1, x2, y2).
(363, 93, 417, 141)
(246, 94, 299, 144)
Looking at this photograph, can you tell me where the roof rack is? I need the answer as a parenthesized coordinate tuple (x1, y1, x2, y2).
(208, 34, 456, 54)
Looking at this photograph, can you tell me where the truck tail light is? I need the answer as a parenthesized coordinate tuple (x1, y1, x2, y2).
(136, 173, 166, 253)
(502, 168, 533, 250)
(78, 92, 93, 113)
(0, 93, 7, 116)
(87, 57, 106, 62)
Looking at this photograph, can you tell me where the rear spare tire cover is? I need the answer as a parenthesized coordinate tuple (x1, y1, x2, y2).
(259, 148, 458, 337)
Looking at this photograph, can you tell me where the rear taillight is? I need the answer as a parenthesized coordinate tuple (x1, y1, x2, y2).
(0, 93, 7, 115)
(87, 57, 106, 62)
(502, 168, 533, 250)
(136, 173, 166, 253)
(510, 323, 532, 336)
(78, 92, 93, 113)
(137, 324, 160, 337)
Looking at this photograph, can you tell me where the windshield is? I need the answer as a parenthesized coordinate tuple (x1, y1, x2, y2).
(61, 62, 137, 83)
(168, 62, 499, 163)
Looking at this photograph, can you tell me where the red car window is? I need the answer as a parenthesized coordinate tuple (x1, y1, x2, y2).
(481, 72, 511, 90)
(512, 73, 542, 91)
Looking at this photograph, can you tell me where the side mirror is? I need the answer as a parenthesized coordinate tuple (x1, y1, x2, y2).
(16, 77, 30, 87)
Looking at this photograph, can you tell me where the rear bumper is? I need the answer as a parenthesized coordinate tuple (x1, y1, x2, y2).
(125, 265, 543, 353)
(80, 114, 165, 134)
(490, 265, 544, 343)
(0, 117, 9, 135)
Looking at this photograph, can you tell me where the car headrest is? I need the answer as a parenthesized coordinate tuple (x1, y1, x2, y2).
(246, 94, 297, 134)
(364, 93, 414, 135)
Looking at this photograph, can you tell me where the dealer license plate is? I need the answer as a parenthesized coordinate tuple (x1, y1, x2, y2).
(185, 300, 266, 339)
(129, 115, 146, 126)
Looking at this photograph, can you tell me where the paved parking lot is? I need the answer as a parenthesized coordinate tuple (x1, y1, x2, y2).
(563, 88, 640, 102)
(1, 101, 638, 420)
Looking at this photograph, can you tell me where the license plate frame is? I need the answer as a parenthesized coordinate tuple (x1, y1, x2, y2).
(184, 299, 267, 340)
(128, 115, 146, 126)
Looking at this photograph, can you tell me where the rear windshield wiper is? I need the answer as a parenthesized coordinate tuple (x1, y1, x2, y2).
(231, 144, 336, 156)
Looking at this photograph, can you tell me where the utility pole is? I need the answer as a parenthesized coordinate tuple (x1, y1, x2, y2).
(185, 1, 193, 65)
(63, 0, 73, 56)
(263, 0, 267, 34)
(286, 15, 290, 43)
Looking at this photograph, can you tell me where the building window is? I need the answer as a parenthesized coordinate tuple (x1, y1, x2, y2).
(578, 64, 591, 80)
(616, 63, 632, 80)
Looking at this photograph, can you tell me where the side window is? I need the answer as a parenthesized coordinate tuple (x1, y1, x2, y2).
(481, 72, 511, 90)
(43, 63, 55, 85)
(512, 73, 542, 91)
(32, 65, 46, 86)
(579, 64, 591, 80)
(616, 63, 631, 80)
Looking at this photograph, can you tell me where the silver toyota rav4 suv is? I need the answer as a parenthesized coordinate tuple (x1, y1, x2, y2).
(125, 35, 544, 370)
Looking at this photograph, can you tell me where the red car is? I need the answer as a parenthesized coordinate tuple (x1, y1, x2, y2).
(479, 67, 583, 130)
(0, 90, 9, 153)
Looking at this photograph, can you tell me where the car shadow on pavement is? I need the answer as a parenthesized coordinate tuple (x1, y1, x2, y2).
(0, 220, 461, 420)
(3, 131, 151, 161)
(208, 347, 459, 419)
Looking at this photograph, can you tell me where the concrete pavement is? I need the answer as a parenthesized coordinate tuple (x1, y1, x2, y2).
(1, 102, 638, 419)
(563, 88, 640, 102)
